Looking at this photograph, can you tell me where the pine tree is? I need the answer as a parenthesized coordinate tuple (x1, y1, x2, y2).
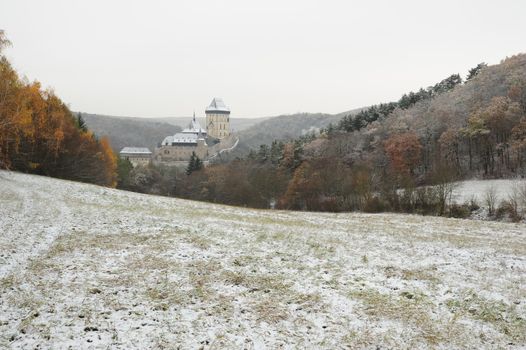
(186, 152, 203, 175)
(116, 156, 133, 189)
(257, 144, 269, 162)
(466, 63, 487, 81)
(76, 113, 88, 132)
(270, 141, 284, 165)
(186, 152, 196, 175)
(194, 154, 203, 171)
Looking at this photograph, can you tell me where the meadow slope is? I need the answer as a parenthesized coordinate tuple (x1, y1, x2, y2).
(0, 171, 525, 349)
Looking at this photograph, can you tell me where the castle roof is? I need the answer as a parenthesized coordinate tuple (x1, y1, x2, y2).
(205, 98, 230, 113)
(162, 132, 206, 146)
(182, 112, 207, 135)
(120, 147, 152, 155)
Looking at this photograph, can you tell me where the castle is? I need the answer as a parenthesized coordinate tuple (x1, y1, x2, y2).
(205, 97, 230, 139)
(150, 98, 235, 167)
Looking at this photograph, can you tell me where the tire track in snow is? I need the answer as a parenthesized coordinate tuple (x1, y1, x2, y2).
(0, 172, 72, 279)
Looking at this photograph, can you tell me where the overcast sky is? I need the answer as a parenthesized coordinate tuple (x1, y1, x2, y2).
(1, 0, 525, 118)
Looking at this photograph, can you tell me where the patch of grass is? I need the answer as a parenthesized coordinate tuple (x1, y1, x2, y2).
(127, 254, 178, 272)
(446, 291, 526, 342)
(221, 270, 291, 295)
(146, 284, 185, 311)
(254, 298, 289, 324)
(186, 260, 222, 301)
(0, 273, 17, 290)
(283, 292, 323, 313)
(349, 288, 443, 345)
(184, 232, 212, 250)
(341, 326, 376, 348)
(231, 255, 256, 267)
(361, 255, 368, 264)
(382, 265, 440, 285)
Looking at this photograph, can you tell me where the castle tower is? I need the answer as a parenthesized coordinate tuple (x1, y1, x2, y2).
(205, 98, 230, 139)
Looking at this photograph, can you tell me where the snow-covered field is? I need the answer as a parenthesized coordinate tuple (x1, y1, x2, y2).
(0, 170, 525, 349)
(452, 179, 526, 206)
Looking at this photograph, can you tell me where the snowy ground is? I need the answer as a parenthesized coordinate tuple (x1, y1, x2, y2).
(0, 170, 525, 349)
(452, 179, 526, 206)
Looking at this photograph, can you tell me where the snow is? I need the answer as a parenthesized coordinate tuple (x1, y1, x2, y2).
(452, 179, 526, 205)
(0, 170, 525, 349)
(119, 147, 152, 155)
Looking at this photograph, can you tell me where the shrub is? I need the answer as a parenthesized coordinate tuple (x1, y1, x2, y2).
(495, 200, 523, 222)
(468, 196, 480, 211)
(448, 204, 471, 218)
(414, 187, 440, 215)
(484, 186, 498, 216)
(363, 196, 386, 213)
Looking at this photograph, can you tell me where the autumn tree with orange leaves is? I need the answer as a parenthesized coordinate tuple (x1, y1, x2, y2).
(0, 31, 116, 186)
(384, 132, 423, 177)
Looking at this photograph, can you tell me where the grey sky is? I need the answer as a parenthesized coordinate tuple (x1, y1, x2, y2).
(1, 0, 525, 118)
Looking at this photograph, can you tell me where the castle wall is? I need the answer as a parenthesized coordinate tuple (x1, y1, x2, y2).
(122, 155, 151, 167)
(208, 134, 236, 155)
(153, 141, 208, 164)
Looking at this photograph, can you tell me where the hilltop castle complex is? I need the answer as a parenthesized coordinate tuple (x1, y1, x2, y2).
(121, 98, 237, 167)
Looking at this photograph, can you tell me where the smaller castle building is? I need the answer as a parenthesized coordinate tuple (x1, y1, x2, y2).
(154, 113, 208, 165)
(120, 147, 152, 166)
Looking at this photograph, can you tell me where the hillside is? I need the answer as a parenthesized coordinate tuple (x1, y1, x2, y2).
(151, 116, 271, 132)
(231, 109, 362, 157)
(81, 113, 182, 153)
(1, 170, 524, 348)
(383, 54, 526, 139)
(332, 53, 526, 182)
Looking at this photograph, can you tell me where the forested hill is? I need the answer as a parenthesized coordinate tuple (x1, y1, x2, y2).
(231, 109, 363, 156)
(154, 53, 526, 214)
(81, 113, 182, 153)
(342, 53, 526, 178)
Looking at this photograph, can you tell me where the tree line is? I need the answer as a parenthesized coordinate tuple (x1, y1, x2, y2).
(0, 31, 117, 186)
(336, 71, 472, 133)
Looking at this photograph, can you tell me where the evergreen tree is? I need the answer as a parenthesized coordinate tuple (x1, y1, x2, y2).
(116, 156, 133, 189)
(270, 141, 284, 165)
(257, 144, 270, 162)
(326, 123, 335, 136)
(76, 112, 88, 132)
(186, 152, 203, 175)
(246, 149, 257, 160)
(466, 62, 487, 81)
(194, 154, 203, 171)
(186, 152, 196, 175)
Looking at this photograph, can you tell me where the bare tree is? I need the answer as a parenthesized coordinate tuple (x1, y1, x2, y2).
(484, 185, 498, 216)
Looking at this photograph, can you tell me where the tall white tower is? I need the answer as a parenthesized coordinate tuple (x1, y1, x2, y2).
(205, 98, 230, 139)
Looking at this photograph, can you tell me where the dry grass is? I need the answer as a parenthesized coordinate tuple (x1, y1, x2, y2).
(446, 291, 526, 343)
(1, 171, 525, 349)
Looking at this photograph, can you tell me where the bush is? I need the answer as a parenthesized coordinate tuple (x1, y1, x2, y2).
(484, 186, 498, 216)
(448, 204, 471, 218)
(414, 187, 441, 215)
(495, 200, 523, 222)
(363, 196, 386, 213)
(468, 196, 480, 211)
